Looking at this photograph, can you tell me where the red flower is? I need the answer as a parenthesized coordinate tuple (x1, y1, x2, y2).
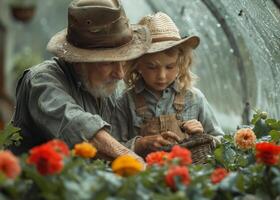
(256, 142, 280, 165)
(211, 167, 229, 184)
(27, 144, 64, 175)
(168, 145, 192, 166)
(145, 151, 169, 166)
(165, 166, 190, 190)
(46, 139, 70, 157)
(0, 151, 21, 179)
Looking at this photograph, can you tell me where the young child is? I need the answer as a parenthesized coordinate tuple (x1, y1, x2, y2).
(111, 12, 224, 157)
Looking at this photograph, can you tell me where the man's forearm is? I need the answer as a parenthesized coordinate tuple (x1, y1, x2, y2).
(90, 129, 135, 159)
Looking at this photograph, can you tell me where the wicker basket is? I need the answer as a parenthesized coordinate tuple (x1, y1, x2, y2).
(180, 134, 214, 164)
(160, 133, 215, 164)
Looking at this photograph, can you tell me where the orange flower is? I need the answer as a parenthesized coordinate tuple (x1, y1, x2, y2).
(168, 145, 192, 166)
(0, 151, 21, 179)
(211, 167, 229, 184)
(234, 128, 256, 150)
(74, 142, 97, 158)
(27, 143, 64, 175)
(165, 166, 190, 190)
(256, 142, 280, 165)
(112, 155, 144, 177)
(46, 139, 70, 157)
(145, 151, 169, 166)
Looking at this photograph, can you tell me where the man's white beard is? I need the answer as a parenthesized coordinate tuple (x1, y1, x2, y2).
(78, 67, 119, 98)
(85, 80, 119, 98)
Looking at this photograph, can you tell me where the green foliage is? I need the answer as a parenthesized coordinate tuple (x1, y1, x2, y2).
(213, 135, 255, 171)
(251, 109, 280, 143)
(1, 111, 280, 200)
(12, 48, 42, 80)
(0, 123, 22, 150)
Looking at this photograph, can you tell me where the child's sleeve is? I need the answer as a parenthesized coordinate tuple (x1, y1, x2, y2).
(197, 91, 224, 137)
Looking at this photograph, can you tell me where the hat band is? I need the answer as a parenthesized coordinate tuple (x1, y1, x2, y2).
(152, 36, 180, 43)
(66, 16, 133, 49)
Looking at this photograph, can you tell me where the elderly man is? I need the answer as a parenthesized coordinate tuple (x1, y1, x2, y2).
(10, 0, 151, 162)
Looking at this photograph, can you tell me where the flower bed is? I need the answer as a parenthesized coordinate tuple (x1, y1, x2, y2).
(0, 111, 280, 200)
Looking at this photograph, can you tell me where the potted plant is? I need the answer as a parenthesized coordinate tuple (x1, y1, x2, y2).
(9, 0, 37, 23)
(12, 47, 42, 86)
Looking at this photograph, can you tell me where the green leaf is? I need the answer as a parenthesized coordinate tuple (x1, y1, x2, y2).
(251, 114, 261, 125)
(214, 146, 224, 164)
(0, 123, 22, 149)
(253, 119, 271, 138)
(23, 167, 58, 196)
(266, 119, 280, 130)
(218, 172, 242, 193)
(269, 130, 280, 143)
(265, 118, 277, 126)
(235, 155, 248, 167)
(223, 146, 236, 165)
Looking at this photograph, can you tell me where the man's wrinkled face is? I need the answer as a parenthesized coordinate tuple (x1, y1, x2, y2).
(76, 62, 125, 98)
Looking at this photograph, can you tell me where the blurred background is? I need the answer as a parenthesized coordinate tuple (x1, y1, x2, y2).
(0, 0, 279, 132)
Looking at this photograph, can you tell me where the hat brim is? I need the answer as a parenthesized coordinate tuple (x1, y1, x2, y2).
(47, 25, 151, 62)
(147, 35, 200, 54)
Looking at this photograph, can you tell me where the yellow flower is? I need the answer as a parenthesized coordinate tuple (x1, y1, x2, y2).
(234, 128, 256, 150)
(74, 142, 97, 158)
(112, 155, 144, 177)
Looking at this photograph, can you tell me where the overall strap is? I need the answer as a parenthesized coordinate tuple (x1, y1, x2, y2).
(173, 92, 186, 119)
(132, 90, 149, 119)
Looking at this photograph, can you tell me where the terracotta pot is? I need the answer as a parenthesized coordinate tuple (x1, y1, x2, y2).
(10, 6, 36, 23)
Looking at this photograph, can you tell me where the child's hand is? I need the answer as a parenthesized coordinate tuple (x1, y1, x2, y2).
(160, 131, 181, 144)
(181, 119, 204, 134)
(135, 131, 180, 153)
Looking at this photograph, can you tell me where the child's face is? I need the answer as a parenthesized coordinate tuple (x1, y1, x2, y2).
(137, 50, 179, 94)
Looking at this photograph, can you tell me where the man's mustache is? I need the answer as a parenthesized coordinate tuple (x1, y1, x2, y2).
(104, 79, 119, 85)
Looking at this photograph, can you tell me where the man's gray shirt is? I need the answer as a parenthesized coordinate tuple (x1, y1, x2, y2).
(11, 57, 116, 154)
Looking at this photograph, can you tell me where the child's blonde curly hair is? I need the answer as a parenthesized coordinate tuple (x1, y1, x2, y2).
(124, 45, 197, 93)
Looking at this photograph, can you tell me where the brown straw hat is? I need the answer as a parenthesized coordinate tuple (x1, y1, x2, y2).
(138, 12, 200, 54)
(47, 0, 151, 62)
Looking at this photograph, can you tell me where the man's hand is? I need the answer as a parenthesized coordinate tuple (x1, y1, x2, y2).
(134, 131, 180, 154)
(181, 119, 204, 134)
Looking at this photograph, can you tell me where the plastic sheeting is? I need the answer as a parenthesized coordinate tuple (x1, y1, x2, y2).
(123, 0, 280, 130)
(1, 0, 280, 131)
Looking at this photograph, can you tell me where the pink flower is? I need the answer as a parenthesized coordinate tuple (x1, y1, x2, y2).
(234, 128, 256, 150)
(0, 151, 21, 179)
